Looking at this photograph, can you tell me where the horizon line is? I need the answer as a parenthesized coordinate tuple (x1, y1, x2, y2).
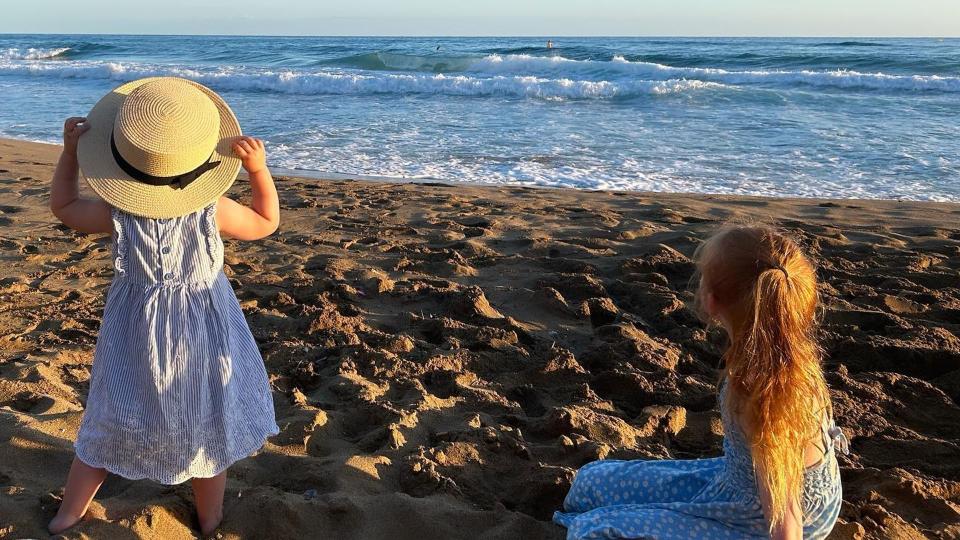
(1, 31, 957, 39)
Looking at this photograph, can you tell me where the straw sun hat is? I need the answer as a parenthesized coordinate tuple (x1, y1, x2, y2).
(78, 77, 242, 219)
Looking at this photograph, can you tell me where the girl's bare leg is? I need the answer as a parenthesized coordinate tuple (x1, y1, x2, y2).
(191, 471, 227, 535)
(48, 456, 108, 534)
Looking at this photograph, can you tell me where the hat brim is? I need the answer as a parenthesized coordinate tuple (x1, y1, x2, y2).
(77, 77, 242, 219)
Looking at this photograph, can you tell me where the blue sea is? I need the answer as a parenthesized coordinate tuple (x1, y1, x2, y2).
(0, 34, 958, 200)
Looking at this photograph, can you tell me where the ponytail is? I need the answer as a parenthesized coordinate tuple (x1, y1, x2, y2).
(697, 226, 829, 529)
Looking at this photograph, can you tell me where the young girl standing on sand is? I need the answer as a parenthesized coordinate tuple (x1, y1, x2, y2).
(554, 226, 848, 539)
(47, 77, 280, 535)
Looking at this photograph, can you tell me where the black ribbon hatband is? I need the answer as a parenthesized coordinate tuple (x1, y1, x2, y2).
(110, 132, 220, 190)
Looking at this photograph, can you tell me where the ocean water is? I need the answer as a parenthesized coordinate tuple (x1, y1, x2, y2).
(0, 34, 958, 201)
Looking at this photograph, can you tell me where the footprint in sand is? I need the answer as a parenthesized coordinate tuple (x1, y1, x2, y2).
(1, 391, 57, 414)
(0, 206, 24, 224)
(457, 216, 494, 229)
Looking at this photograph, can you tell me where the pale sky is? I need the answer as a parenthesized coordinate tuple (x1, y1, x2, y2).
(2, 0, 958, 37)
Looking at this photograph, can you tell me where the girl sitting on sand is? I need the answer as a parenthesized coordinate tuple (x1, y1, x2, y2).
(554, 226, 848, 539)
(47, 77, 280, 535)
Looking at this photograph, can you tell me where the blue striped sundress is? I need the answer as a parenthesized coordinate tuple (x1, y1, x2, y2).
(554, 380, 848, 539)
(75, 204, 279, 485)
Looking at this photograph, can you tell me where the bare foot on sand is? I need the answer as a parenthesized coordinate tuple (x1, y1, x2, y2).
(199, 511, 224, 537)
(48, 511, 83, 535)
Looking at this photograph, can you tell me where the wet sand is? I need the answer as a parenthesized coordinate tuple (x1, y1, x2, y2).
(0, 138, 958, 539)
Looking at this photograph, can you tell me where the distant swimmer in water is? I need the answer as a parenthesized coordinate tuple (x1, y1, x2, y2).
(546, 40, 554, 49)
(436, 45, 441, 51)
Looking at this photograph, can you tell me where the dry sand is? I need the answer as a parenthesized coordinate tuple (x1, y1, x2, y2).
(0, 137, 958, 539)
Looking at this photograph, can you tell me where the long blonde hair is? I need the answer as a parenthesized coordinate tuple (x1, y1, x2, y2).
(695, 225, 830, 528)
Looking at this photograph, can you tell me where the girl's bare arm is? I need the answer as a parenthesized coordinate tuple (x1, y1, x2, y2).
(739, 408, 816, 540)
(216, 136, 280, 241)
(50, 117, 112, 234)
(756, 463, 804, 540)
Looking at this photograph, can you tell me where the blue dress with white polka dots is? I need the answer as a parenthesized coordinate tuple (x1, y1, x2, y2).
(553, 382, 848, 539)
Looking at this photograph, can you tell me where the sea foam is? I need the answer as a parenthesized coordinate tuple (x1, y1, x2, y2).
(5, 46, 959, 96)
(466, 54, 960, 92)
(0, 47, 71, 60)
(0, 60, 724, 100)
(322, 51, 960, 93)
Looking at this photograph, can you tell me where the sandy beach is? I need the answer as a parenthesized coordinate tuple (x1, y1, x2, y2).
(1, 137, 959, 539)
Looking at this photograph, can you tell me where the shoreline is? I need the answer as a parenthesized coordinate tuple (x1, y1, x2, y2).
(1, 136, 959, 538)
(3, 137, 958, 206)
